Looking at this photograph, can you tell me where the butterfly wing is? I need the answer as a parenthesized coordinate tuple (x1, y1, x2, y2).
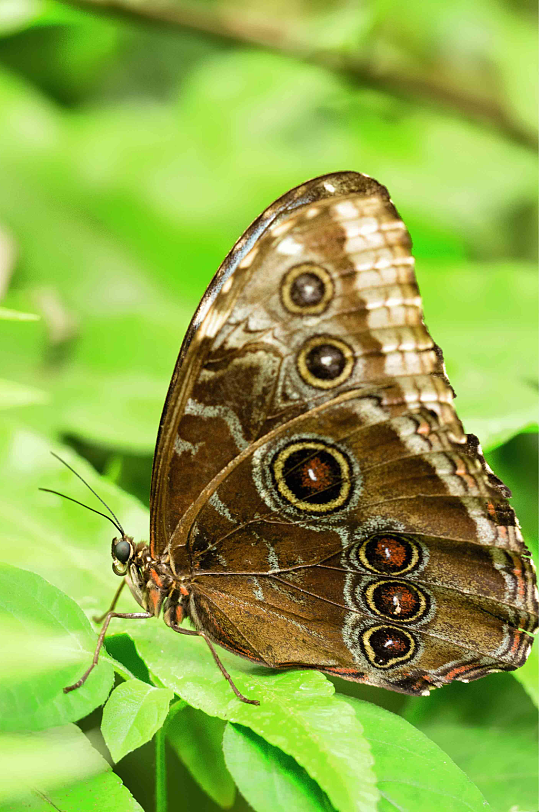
(150, 172, 401, 555)
(188, 388, 537, 693)
(151, 172, 432, 551)
(150, 171, 537, 693)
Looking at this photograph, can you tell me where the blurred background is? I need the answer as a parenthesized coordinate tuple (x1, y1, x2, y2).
(0, 0, 536, 809)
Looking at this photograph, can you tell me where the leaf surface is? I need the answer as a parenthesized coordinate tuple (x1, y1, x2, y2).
(403, 674, 538, 812)
(127, 622, 379, 812)
(343, 697, 488, 812)
(101, 679, 173, 762)
(223, 723, 335, 812)
(0, 723, 143, 810)
(0, 563, 113, 732)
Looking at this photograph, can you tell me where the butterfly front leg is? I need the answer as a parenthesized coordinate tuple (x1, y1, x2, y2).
(93, 578, 127, 623)
(64, 605, 152, 693)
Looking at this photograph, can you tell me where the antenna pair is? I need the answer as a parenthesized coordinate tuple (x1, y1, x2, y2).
(40, 452, 126, 537)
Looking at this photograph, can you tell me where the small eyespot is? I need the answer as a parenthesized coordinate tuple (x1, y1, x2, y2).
(358, 534, 423, 576)
(360, 624, 417, 669)
(297, 335, 354, 389)
(281, 264, 334, 315)
(114, 539, 131, 564)
(362, 579, 431, 624)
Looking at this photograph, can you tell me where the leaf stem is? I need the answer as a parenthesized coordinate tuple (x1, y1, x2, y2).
(155, 726, 167, 812)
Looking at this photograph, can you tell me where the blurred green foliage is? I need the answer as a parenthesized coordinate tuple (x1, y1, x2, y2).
(0, 0, 536, 810)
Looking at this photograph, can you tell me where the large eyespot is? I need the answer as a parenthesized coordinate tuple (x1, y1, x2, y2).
(297, 336, 354, 389)
(360, 624, 418, 669)
(357, 534, 423, 576)
(362, 579, 430, 624)
(271, 439, 352, 513)
(281, 263, 334, 315)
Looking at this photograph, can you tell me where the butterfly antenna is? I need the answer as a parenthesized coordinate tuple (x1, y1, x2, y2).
(46, 452, 127, 537)
(39, 488, 124, 535)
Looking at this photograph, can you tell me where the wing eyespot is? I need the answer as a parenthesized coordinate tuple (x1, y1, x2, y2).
(281, 263, 334, 315)
(356, 534, 424, 576)
(270, 439, 352, 513)
(360, 624, 418, 669)
(362, 579, 431, 624)
(297, 335, 354, 389)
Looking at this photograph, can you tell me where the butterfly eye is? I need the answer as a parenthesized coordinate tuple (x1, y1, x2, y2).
(113, 538, 132, 565)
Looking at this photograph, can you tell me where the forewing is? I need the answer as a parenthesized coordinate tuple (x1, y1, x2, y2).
(152, 172, 441, 557)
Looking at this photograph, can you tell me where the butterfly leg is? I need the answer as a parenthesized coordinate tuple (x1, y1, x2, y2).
(171, 624, 260, 706)
(93, 578, 126, 623)
(64, 610, 151, 693)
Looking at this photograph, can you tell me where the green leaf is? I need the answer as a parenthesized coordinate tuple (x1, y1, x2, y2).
(167, 705, 236, 809)
(485, 433, 538, 562)
(0, 305, 46, 412)
(342, 697, 488, 812)
(0, 430, 533, 811)
(101, 678, 173, 763)
(0, 0, 44, 38)
(0, 723, 143, 810)
(0, 563, 114, 732)
(0, 723, 102, 805)
(371, 0, 537, 134)
(125, 622, 379, 812)
(403, 674, 538, 812)
(223, 723, 334, 812)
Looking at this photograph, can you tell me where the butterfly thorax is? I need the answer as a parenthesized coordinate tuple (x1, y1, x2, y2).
(125, 542, 191, 626)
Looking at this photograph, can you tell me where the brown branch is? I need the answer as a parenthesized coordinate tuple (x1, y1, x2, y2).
(66, 0, 537, 151)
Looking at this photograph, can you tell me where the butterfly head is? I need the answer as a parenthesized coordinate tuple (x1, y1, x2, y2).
(111, 536, 152, 610)
(111, 535, 135, 576)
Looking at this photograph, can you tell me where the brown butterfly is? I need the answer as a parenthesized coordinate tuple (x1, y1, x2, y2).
(58, 171, 538, 704)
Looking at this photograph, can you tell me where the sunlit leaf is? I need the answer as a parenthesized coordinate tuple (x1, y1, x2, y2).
(0, 563, 114, 732)
(0, 723, 102, 804)
(0, 723, 143, 810)
(223, 723, 334, 812)
(342, 697, 488, 811)
(0, 0, 44, 37)
(0, 307, 39, 321)
(126, 622, 379, 812)
(0, 377, 47, 410)
(0, 423, 148, 613)
(101, 679, 173, 763)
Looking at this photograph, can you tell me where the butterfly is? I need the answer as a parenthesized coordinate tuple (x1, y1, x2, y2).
(56, 171, 538, 704)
